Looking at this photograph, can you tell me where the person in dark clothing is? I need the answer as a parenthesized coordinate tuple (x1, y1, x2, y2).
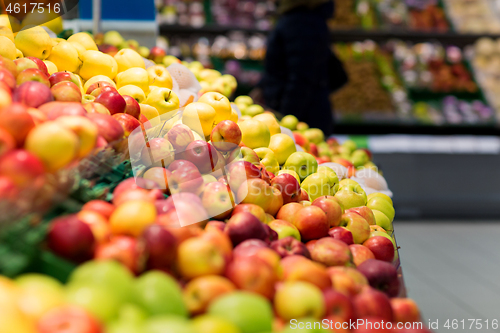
(260, 0, 347, 136)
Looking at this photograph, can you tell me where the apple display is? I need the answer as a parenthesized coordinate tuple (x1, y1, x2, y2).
(47, 215, 95, 262)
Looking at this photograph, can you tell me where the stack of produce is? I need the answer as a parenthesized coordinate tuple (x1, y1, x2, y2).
(0, 23, 429, 333)
(443, 0, 500, 34)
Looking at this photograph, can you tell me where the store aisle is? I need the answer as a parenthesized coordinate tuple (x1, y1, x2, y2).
(396, 222, 500, 333)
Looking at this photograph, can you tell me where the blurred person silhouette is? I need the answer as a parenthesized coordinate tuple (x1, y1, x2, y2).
(258, 0, 347, 136)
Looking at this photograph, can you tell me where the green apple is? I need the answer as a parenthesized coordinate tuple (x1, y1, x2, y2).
(274, 281, 325, 321)
(303, 128, 324, 145)
(317, 166, 339, 188)
(208, 291, 273, 333)
(243, 104, 264, 117)
(367, 196, 395, 222)
(235, 95, 253, 107)
(192, 314, 241, 333)
(103, 30, 125, 47)
(317, 142, 332, 158)
(254, 147, 279, 175)
(342, 139, 357, 153)
(133, 271, 188, 317)
(106, 303, 148, 333)
(372, 209, 393, 233)
(68, 260, 134, 303)
(367, 192, 393, 205)
(66, 283, 122, 322)
(142, 315, 196, 333)
(334, 184, 367, 209)
(350, 149, 369, 167)
(138, 46, 150, 58)
(296, 122, 309, 132)
(280, 115, 299, 130)
(268, 219, 301, 241)
(283, 152, 318, 182)
(301, 172, 338, 201)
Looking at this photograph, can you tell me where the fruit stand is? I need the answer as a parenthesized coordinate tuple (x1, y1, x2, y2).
(0, 5, 431, 333)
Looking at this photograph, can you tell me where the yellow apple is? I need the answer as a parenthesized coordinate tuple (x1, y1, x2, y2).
(118, 85, 146, 103)
(0, 36, 16, 60)
(43, 60, 58, 75)
(114, 48, 145, 73)
(198, 92, 232, 124)
(47, 41, 82, 72)
(0, 25, 14, 43)
(67, 32, 98, 51)
(199, 69, 221, 83)
(147, 65, 173, 89)
(79, 50, 118, 81)
(268, 133, 297, 165)
(182, 102, 216, 137)
(229, 108, 239, 122)
(162, 55, 181, 67)
(144, 87, 180, 116)
(69, 41, 87, 58)
(14, 26, 52, 59)
(55, 116, 98, 159)
(115, 67, 149, 94)
(253, 113, 281, 136)
(238, 119, 270, 149)
(139, 103, 160, 126)
(15, 48, 23, 59)
(83, 75, 116, 93)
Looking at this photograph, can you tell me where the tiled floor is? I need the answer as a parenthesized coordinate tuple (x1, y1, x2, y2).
(395, 222, 500, 333)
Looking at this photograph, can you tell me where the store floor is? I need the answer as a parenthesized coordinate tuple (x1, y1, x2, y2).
(396, 222, 500, 332)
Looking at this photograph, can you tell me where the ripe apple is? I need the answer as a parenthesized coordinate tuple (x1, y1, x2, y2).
(182, 140, 219, 174)
(177, 236, 226, 279)
(0, 127, 15, 156)
(225, 256, 277, 299)
(347, 206, 375, 225)
(282, 256, 331, 291)
(0, 55, 18, 76)
(349, 244, 375, 266)
(147, 65, 173, 88)
(0, 68, 15, 90)
(310, 237, 352, 267)
(372, 209, 393, 233)
(90, 84, 117, 98)
(158, 195, 208, 228)
(37, 306, 102, 333)
(227, 160, 262, 191)
(140, 224, 177, 271)
(86, 113, 124, 143)
(51, 81, 82, 102)
(323, 289, 356, 323)
(167, 163, 204, 195)
(271, 236, 310, 258)
(55, 115, 99, 159)
(283, 151, 318, 182)
(271, 173, 301, 204)
(85, 81, 115, 94)
(210, 120, 242, 152)
(26, 57, 49, 76)
(274, 281, 325, 320)
(112, 113, 141, 137)
(225, 212, 268, 246)
(363, 236, 395, 262)
(390, 298, 421, 323)
(50, 71, 81, 88)
(236, 178, 283, 216)
(225, 146, 260, 166)
(327, 266, 369, 296)
(83, 102, 110, 115)
(276, 202, 303, 222)
(184, 276, 236, 315)
(16, 68, 50, 87)
(328, 226, 354, 245)
(142, 167, 171, 192)
(148, 46, 166, 63)
(339, 212, 370, 244)
(82, 200, 115, 219)
(166, 123, 194, 151)
(231, 203, 267, 223)
(47, 215, 95, 262)
(366, 196, 395, 223)
(94, 236, 145, 274)
(95, 90, 126, 115)
(292, 205, 329, 241)
(0, 149, 44, 187)
(198, 91, 231, 124)
(353, 287, 394, 322)
(312, 196, 343, 227)
(357, 259, 400, 297)
(268, 219, 301, 240)
(202, 181, 235, 219)
(13, 81, 53, 108)
(144, 87, 180, 116)
(38, 101, 87, 120)
(141, 137, 175, 168)
(334, 184, 367, 210)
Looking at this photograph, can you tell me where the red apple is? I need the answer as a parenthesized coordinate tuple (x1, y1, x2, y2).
(270, 236, 311, 259)
(90, 85, 117, 98)
(231, 204, 267, 224)
(13, 58, 38, 73)
(346, 206, 375, 226)
(140, 224, 177, 271)
(38, 101, 87, 120)
(49, 71, 81, 87)
(276, 202, 303, 223)
(312, 196, 343, 227)
(202, 181, 235, 219)
(183, 276, 236, 315)
(148, 46, 166, 63)
(334, 158, 354, 169)
(94, 236, 145, 274)
(47, 215, 95, 262)
(390, 298, 421, 323)
(167, 159, 198, 173)
(122, 95, 141, 119)
(316, 156, 330, 164)
(225, 212, 268, 246)
(141, 137, 175, 168)
(299, 188, 310, 201)
(349, 244, 375, 266)
(13, 81, 53, 108)
(112, 113, 141, 137)
(293, 132, 310, 150)
(281, 255, 332, 290)
(210, 120, 242, 152)
(51, 81, 82, 102)
(168, 162, 204, 195)
(166, 123, 194, 152)
(323, 289, 356, 323)
(310, 237, 352, 267)
(182, 140, 218, 174)
(328, 226, 354, 245)
(310, 143, 318, 156)
(0, 149, 45, 187)
(95, 90, 126, 115)
(37, 306, 102, 333)
(142, 167, 171, 192)
(0, 175, 19, 201)
(0, 103, 35, 146)
(205, 221, 226, 233)
(0, 68, 15, 90)
(85, 81, 115, 95)
(26, 57, 49, 76)
(353, 287, 394, 322)
(292, 205, 329, 241)
(357, 259, 400, 297)
(16, 68, 50, 87)
(87, 113, 125, 143)
(271, 173, 301, 204)
(0, 127, 15, 156)
(327, 266, 369, 296)
(98, 44, 119, 56)
(228, 160, 262, 191)
(363, 236, 395, 262)
(82, 200, 115, 219)
(225, 255, 277, 299)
